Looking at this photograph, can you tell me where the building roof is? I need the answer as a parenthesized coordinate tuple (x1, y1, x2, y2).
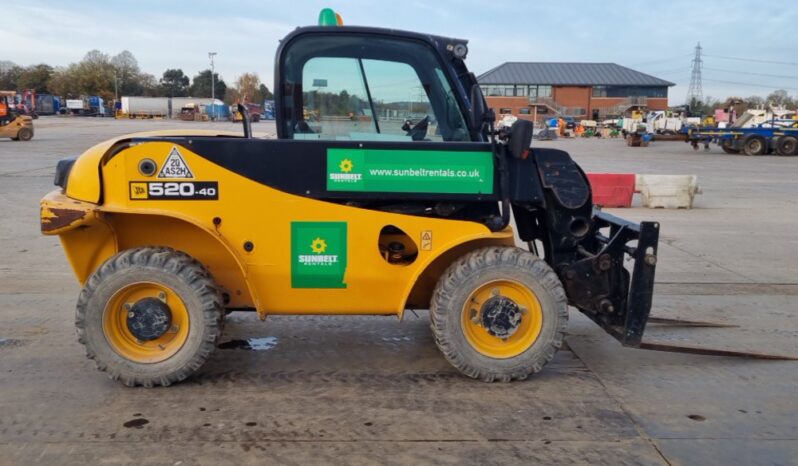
(477, 62, 675, 87)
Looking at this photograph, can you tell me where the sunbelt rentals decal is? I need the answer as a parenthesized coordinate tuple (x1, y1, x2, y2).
(291, 222, 348, 288)
(326, 148, 494, 194)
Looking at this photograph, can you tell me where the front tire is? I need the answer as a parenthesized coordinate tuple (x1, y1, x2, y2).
(430, 247, 568, 382)
(76, 247, 224, 387)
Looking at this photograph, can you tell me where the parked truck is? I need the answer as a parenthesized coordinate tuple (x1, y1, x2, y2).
(644, 110, 701, 135)
(63, 96, 106, 116)
(33, 94, 61, 115)
(687, 108, 798, 156)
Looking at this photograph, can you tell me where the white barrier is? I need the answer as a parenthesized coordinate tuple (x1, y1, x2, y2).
(635, 175, 702, 209)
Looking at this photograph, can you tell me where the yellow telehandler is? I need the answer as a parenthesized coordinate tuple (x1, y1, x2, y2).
(40, 10, 667, 386)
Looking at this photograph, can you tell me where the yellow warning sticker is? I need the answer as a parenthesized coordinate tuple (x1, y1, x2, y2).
(421, 230, 432, 251)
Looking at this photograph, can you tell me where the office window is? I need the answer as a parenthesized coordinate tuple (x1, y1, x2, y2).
(515, 85, 527, 97)
(538, 85, 552, 98)
(499, 108, 513, 114)
(485, 86, 503, 96)
(599, 86, 668, 98)
(528, 86, 538, 98)
(519, 108, 531, 115)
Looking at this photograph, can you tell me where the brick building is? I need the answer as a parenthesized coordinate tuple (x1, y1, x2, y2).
(478, 62, 674, 122)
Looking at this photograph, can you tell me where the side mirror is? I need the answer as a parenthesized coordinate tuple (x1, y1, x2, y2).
(469, 84, 492, 131)
(508, 119, 533, 159)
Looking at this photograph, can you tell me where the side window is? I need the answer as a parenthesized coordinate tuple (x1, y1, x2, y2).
(301, 57, 376, 140)
(361, 59, 441, 142)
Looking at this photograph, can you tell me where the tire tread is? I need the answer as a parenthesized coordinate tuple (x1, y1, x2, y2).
(430, 246, 568, 382)
(75, 247, 224, 387)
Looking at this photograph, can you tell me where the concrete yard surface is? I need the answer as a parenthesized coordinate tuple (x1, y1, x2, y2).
(1, 118, 796, 465)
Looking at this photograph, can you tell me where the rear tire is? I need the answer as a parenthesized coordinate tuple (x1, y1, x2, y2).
(743, 136, 767, 156)
(776, 136, 798, 156)
(76, 247, 224, 387)
(17, 127, 33, 141)
(430, 247, 568, 382)
(720, 140, 739, 154)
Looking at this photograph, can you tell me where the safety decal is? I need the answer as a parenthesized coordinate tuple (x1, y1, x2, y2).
(158, 146, 194, 178)
(420, 230, 433, 251)
(291, 222, 348, 289)
(129, 181, 218, 200)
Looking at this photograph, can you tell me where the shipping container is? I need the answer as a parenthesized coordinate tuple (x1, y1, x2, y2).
(121, 96, 169, 117)
(204, 101, 230, 120)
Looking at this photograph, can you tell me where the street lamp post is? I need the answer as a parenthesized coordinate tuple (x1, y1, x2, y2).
(208, 52, 217, 121)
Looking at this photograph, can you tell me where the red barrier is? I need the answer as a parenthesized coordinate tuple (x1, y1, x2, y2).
(586, 173, 636, 208)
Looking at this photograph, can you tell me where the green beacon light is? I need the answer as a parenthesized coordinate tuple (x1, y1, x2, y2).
(318, 8, 343, 26)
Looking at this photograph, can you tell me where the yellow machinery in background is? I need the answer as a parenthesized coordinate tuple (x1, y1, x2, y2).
(0, 91, 34, 141)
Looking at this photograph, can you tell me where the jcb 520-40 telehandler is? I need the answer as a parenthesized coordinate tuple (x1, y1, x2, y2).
(41, 10, 663, 387)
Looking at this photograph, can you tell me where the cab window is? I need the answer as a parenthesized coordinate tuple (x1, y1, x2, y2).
(281, 34, 470, 142)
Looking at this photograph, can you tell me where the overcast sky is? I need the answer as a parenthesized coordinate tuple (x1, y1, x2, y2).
(5, 0, 797, 104)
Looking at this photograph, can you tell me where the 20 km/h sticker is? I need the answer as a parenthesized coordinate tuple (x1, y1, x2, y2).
(130, 181, 218, 200)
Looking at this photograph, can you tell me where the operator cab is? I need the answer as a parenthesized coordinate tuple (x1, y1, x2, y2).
(0, 91, 17, 125)
(276, 26, 482, 143)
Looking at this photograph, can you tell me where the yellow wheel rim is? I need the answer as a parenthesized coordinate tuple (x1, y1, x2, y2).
(461, 279, 543, 359)
(102, 282, 190, 364)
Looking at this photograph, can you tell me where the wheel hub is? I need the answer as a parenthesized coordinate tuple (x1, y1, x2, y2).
(480, 295, 523, 338)
(126, 297, 172, 341)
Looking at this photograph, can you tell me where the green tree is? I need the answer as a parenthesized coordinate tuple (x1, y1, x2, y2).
(189, 69, 226, 100)
(74, 50, 116, 101)
(766, 89, 793, 108)
(0, 61, 23, 90)
(159, 69, 189, 97)
(687, 96, 720, 117)
(226, 72, 262, 104)
(139, 73, 160, 96)
(16, 64, 54, 93)
(745, 95, 765, 110)
(254, 83, 273, 104)
(111, 50, 145, 96)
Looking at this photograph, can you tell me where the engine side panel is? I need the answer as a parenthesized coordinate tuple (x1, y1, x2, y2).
(97, 141, 513, 316)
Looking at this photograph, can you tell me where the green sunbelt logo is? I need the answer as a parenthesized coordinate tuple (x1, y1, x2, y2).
(298, 237, 339, 265)
(291, 222, 347, 288)
(328, 158, 362, 183)
(326, 148, 494, 194)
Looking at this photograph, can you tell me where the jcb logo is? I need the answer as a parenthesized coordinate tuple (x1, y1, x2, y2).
(130, 183, 148, 199)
